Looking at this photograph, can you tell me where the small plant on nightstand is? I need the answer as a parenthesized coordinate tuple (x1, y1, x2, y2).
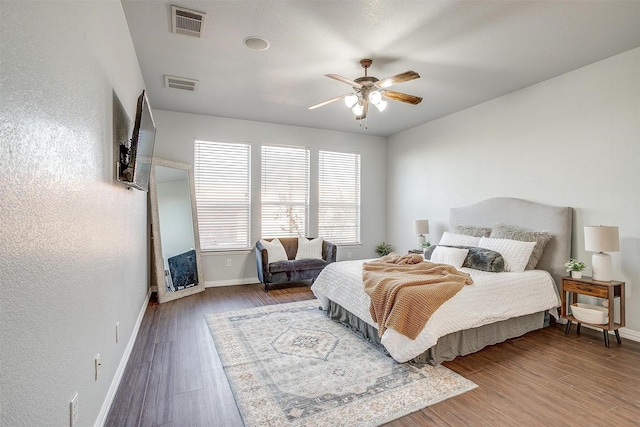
(565, 258, 586, 278)
(422, 241, 431, 254)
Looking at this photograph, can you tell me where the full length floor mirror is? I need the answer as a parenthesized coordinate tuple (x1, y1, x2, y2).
(150, 158, 205, 303)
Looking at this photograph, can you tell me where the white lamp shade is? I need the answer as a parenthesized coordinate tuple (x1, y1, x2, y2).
(344, 94, 358, 108)
(414, 220, 429, 235)
(368, 90, 382, 104)
(352, 103, 364, 115)
(584, 226, 620, 252)
(374, 100, 388, 112)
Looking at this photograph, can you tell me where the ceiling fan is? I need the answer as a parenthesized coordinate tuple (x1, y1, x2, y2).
(308, 58, 422, 120)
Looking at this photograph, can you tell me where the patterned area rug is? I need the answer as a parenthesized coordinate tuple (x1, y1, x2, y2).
(206, 300, 476, 427)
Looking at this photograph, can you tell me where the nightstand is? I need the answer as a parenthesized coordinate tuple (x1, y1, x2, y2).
(560, 276, 625, 347)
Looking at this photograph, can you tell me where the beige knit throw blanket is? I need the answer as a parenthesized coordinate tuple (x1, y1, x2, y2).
(363, 253, 474, 340)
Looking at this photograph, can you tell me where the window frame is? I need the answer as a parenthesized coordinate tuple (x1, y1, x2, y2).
(318, 150, 361, 245)
(193, 139, 252, 251)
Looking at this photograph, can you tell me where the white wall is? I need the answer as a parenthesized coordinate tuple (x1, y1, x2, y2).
(0, 1, 149, 425)
(387, 48, 640, 336)
(152, 111, 387, 285)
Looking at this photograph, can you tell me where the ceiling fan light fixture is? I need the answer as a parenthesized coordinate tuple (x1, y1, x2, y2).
(308, 59, 421, 125)
(368, 90, 382, 105)
(374, 100, 388, 112)
(344, 94, 358, 108)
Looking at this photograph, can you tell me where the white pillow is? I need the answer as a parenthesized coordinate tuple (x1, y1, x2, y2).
(478, 237, 536, 273)
(259, 238, 289, 263)
(430, 246, 469, 269)
(439, 231, 481, 247)
(295, 237, 324, 260)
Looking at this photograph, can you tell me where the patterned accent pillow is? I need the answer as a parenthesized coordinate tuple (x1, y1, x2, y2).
(259, 238, 289, 263)
(478, 237, 536, 273)
(295, 237, 324, 260)
(430, 246, 469, 269)
(424, 245, 505, 272)
(439, 231, 481, 247)
(490, 224, 552, 270)
(452, 225, 492, 237)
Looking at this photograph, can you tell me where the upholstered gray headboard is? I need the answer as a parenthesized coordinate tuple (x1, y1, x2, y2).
(450, 198, 573, 289)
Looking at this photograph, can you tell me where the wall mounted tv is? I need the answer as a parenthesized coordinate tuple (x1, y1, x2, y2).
(118, 90, 156, 191)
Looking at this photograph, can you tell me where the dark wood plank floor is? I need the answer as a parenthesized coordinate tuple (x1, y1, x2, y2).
(105, 283, 640, 426)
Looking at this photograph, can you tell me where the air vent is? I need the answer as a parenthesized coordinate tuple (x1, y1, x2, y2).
(171, 5, 206, 38)
(164, 75, 198, 91)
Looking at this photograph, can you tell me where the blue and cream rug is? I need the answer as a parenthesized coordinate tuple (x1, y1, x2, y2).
(206, 300, 476, 427)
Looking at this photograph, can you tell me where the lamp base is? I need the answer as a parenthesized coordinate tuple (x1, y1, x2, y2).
(592, 252, 612, 281)
(417, 235, 425, 250)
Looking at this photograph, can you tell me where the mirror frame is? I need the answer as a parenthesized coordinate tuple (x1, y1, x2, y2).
(150, 158, 205, 303)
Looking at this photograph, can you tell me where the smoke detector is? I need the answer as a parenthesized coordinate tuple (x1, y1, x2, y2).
(171, 5, 206, 39)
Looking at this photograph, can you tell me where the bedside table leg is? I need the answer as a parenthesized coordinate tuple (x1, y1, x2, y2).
(603, 330, 610, 348)
(615, 330, 621, 344)
(564, 321, 571, 335)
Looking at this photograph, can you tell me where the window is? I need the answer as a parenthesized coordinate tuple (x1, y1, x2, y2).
(318, 150, 361, 244)
(194, 140, 251, 250)
(261, 145, 309, 238)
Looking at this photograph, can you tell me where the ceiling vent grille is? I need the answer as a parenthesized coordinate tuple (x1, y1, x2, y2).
(164, 75, 199, 91)
(171, 5, 206, 38)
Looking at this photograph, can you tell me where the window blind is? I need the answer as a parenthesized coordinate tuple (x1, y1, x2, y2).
(194, 140, 251, 250)
(261, 145, 309, 238)
(318, 150, 361, 244)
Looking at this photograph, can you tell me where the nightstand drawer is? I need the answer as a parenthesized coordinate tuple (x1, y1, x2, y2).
(563, 280, 608, 298)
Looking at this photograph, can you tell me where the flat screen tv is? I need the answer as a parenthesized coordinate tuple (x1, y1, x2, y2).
(118, 90, 156, 191)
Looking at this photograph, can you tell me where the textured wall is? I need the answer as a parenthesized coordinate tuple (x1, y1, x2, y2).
(0, 1, 148, 425)
(387, 48, 640, 337)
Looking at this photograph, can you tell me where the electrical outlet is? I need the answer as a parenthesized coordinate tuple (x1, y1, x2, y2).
(70, 392, 78, 427)
(95, 354, 101, 381)
(226, 259, 232, 267)
(115, 321, 119, 343)
(347, 251, 352, 259)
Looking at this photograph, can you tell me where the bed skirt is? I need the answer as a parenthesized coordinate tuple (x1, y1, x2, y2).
(326, 301, 547, 365)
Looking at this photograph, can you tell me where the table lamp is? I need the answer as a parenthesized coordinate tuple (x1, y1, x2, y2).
(414, 220, 429, 249)
(584, 225, 619, 282)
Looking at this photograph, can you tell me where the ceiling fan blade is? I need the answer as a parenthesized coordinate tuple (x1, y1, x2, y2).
(326, 74, 363, 89)
(308, 95, 346, 110)
(376, 71, 420, 89)
(383, 91, 423, 105)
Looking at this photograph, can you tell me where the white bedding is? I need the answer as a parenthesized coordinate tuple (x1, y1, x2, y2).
(311, 259, 561, 363)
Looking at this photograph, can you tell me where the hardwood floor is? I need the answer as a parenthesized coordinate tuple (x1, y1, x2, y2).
(105, 283, 640, 426)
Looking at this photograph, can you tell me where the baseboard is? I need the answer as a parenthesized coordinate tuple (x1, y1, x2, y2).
(205, 277, 259, 287)
(619, 327, 640, 342)
(579, 324, 640, 343)
(94, 288, 151, 427)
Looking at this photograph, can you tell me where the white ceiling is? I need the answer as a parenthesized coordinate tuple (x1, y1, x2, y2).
(121, 1, 640, 137)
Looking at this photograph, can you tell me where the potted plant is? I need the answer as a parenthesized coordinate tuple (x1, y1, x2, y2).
(375, 242, 393, 256)
(564, 258, 586, 279)
(422, 241, 431, 255)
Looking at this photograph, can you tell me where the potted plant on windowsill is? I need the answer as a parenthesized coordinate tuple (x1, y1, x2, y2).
(565, 258, 586, 279)
(375, 242, 393, 257)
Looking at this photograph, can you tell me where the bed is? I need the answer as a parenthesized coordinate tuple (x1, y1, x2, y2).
(311, 198, 573, 364)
